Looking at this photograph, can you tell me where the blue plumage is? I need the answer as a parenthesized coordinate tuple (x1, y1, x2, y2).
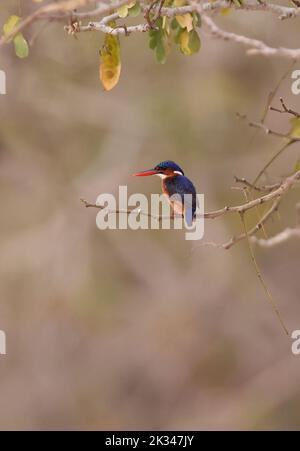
(163, 174, 197, 226)
(133, 161, 197, 226)
(154, 160, 185, 175)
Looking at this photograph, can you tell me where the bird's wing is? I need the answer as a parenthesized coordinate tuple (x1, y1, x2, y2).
(164, 176, 197, 226)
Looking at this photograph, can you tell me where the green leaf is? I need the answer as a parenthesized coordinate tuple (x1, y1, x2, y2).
(231, 0, 243, 6)
(149, 29, 157, 38)
(13, 33, 29, 58)
(290, 117, 300, 138)
(3, 15, 29, 58)
(148, 17, 168, 64)
(149, 36, 158, 49)
(171, 18, 179, 30)
(188, 29, 201, 53)
(128, 2, 141, 17)
(192, 12, 201, 28)
(155, 39, 166, 64)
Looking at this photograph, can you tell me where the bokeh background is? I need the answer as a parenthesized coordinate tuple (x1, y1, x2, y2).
(1, 0, 300, 431)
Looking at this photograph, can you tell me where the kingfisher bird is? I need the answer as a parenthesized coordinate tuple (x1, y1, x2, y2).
(133, 160, 197, 226)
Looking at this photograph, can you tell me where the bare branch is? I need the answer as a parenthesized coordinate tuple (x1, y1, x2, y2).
(236, 111, 299, 187)
(79, 13, 151, 35)
(222, 198, 280, 249)
(209, 170, 300, 218)
(81, 169, 300, 223)
(239, 210, 289, 336)
(237, 112, 297, 140)
(234, 176, 280, 192)
(201, 12, 300, 60)
(251, 227, 300, 247)
(269, 97, 300, 118)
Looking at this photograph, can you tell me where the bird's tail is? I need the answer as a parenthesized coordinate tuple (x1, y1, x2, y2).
(184, 206, 194, 227)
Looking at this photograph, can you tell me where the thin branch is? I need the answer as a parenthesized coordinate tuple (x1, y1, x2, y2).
(201, 12, 300, 60)
(252, 140, 296, 188)
(270, 97, 300, 118)
(236, 113, 299, 140)
(222, 198, 280, 249)
(81, 170, 300, 221)
(0, 0, 131, 44)
(240, 211, 289, 336)
(80, 198, 178, 222)
(251, 227, 300, 247)
(237, 112, 299, 188)
(261, 62, 296, 124)
(234, 176, 280, 192)
(225, 169, 300, 221)
(79, 13, 151, 35)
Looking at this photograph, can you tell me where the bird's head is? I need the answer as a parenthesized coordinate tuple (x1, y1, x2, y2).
(133, 160, 184, 179)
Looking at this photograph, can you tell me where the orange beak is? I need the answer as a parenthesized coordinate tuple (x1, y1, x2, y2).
(132, 169, 159, 176)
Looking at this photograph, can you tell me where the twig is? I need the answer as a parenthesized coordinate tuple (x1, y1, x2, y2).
(240, 211, 289, 336)
(270, 97, 300, 118)
(80, 198, 165, 222)
(201, 12, 300, 60)
(261, 62, 296, 124)
(252, 140, 296, 188)
(234, 176, 280, 192)
(80, 13, 151, 35)
(251, 227, 300, 247)
(236, 113, 298, 140)
(81, 170, 300, 221)
(223, 198, 280, 249)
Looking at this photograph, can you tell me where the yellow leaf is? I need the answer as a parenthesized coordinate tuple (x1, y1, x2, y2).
(3, 15, 21, 38)
(117, 1, 135, 18)
(220, 7, 231, 15)
(179, 29, 192, 55)
(294, 159, 300, 172)
(176, 14, 193, 32)
(99, 33, 121, 91)
(290, 117, 300, 138)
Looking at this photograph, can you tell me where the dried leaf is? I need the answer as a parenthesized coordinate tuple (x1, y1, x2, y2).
(99, 33, 121, 91)
(176, 14, 193, 32)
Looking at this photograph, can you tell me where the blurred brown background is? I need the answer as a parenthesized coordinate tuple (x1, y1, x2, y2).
(0, 0, 300, 431)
